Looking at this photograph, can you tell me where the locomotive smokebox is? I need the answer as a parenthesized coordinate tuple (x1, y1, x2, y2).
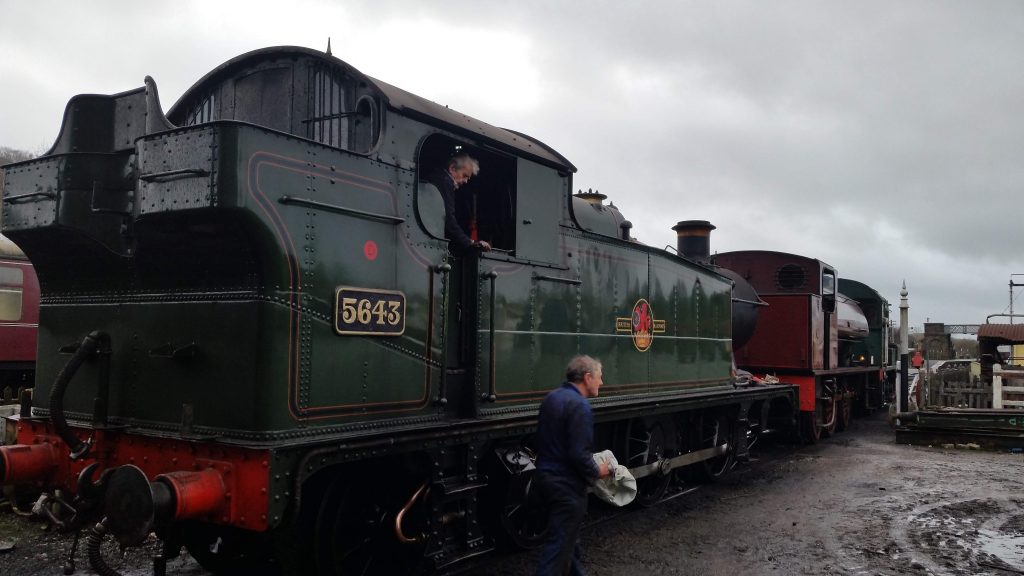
(715, 267, 763, 350)
(672, 220, 716, 263)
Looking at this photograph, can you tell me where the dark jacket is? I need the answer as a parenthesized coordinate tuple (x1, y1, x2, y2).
(426, 167, 475, 253)
(535, 382, 601, 489)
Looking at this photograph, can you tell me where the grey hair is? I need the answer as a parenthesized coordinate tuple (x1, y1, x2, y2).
(449, 153, 480, 176)
(565, 355, 601, 383)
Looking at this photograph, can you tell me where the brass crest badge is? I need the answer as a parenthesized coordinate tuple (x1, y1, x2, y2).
(616, 298, 666, 352)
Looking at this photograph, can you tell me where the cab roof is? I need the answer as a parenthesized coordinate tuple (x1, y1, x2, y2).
(168, 46, 575, 173)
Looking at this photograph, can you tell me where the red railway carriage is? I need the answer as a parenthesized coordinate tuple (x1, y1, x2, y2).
(712, 250, 879, 441)
(0, 234, 38, 404)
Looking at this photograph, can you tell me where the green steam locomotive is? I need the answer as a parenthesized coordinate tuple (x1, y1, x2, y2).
(1, 46, 797, 575)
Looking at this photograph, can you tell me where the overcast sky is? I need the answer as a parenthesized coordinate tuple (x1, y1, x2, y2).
(2, 0, 1022, 331)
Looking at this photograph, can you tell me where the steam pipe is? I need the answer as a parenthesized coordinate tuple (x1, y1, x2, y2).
(50, 332, 109, 459)
(395, 482, 430, 544)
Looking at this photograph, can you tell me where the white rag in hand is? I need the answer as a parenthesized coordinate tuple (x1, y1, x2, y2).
(591, 449, 637, 506)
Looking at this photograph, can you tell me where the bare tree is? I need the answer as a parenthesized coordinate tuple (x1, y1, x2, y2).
(0, 146, 36, 198)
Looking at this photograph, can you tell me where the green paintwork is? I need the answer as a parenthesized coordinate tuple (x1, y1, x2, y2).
(839, 278, 892, 369)
(1, 48, 735, 445)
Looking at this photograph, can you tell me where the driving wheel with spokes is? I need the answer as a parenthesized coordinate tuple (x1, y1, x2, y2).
(302, 473, 424, 576)
(836, 394, 852, 432)
(623, 419, 674, 506)
(801, 410, 822, 444)
(693, 412, 735, 482)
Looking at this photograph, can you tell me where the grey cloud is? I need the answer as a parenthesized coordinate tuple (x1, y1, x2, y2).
(2, 0, 1022, 328)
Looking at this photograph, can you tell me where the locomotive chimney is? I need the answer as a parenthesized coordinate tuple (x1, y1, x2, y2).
(574, 188, 607, 205)
(619, 220, 633, 241)
(672, 220, 716, 263)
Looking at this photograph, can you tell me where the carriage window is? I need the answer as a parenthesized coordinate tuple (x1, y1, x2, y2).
(0, 267, 22, 285)
(0, 288, 22, 321)
(0, 267, 23, 321)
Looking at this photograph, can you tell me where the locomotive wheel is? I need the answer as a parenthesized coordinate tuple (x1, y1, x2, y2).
(820, 397, 838, 438)
(800, 411, 821, 444)
(745, 401, 768, 451)
(625, 420, 674, 506)
(307, 474, 421, 576)
(183, 523, 279, 576)
(480, 446, 549, 550)
(693, 413, 735, 482)
(497, 470, 549, 549)
(836, 396, 852, 432)
(745, 420, 761, 451)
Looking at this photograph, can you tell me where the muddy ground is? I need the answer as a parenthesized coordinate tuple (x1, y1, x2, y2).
(2, 411, 1023, 576)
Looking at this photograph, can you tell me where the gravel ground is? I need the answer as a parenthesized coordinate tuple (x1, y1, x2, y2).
(463, 411, 1024, 576)
(3, 410, 1023, 576)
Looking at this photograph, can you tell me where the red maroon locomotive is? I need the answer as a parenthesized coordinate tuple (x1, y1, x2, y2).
(711, 249, 891, 441)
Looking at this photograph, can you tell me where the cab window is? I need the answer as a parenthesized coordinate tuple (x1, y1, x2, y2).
(417, 135, 517, 252)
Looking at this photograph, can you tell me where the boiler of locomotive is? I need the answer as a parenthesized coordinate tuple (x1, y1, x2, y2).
(671, 220, 764, 350)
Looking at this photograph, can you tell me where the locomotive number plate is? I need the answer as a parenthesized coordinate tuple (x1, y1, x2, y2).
(334, 287, 406, 336)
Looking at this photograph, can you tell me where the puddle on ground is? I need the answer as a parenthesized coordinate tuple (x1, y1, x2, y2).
(978, 525, 1024, 569)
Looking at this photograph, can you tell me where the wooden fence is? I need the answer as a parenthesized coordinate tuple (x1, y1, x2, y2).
(992, 365, 1024, 409)
(924, 369, 992, 409)
(922, 365, 1024, 409)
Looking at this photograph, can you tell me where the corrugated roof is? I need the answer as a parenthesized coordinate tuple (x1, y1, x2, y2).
(977, 324, 1024, 343)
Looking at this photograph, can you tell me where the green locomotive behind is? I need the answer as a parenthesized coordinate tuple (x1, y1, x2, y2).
(0, 47, 797, 575)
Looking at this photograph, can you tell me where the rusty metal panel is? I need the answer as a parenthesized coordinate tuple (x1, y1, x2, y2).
(735, 294, 811, 371)
(978, 324, 1024, 343)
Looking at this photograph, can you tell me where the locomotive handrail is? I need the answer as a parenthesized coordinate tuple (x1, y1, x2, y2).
(3, 191, 58, 203)
(482, 270, 498, 403)
(434, 263, 452, 406)
(139, 168, 210, 182)
(732, 297, 769, 307)
(278, 195, 405, 224)
(532, 273, 582, 286)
